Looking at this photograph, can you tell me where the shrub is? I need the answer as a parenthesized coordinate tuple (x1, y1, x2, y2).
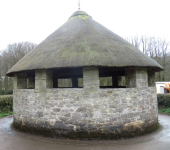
(0, 90, 13, 95)
(0, 95, 13, 113)
(159, 108, 170, 114)
(157, 94, 170, 108)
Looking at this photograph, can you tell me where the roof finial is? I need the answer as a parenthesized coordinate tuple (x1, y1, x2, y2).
(78, 0, 80, 11)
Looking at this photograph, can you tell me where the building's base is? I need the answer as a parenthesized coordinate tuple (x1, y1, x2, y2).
(13, 87, 159, 139)
(13, 119, 159, 140)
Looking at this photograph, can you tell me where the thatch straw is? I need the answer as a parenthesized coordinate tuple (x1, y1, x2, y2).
(6, 11, 163, 77)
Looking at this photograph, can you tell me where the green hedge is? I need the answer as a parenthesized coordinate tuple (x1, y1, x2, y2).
(0, 90, 13, 95)
(0, 95, 13, 113)
(157, 94, 170, 108)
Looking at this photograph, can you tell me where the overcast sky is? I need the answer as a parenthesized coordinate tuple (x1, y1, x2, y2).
(0, 0, 169, 51)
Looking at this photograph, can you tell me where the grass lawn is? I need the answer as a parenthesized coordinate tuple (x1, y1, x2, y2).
(159, 108, 170, 115)
(0, 112, 13, 118)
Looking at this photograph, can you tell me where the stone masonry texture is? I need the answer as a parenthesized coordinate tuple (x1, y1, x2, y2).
(13, 87, 158, 139)
(83, 67, 99, 92)
(13, 67, 158, 139)
(125, 67, 148, 88)
(35, 70, 53, 90)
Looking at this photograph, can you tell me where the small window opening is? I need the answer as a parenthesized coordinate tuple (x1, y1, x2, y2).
(58, 79, 72, 88)
(27, 72, 35, 89)
(100, 77, 112, 88)
(117, 76, 126, 87)
(78, 78, 83, 88)
(99, 67, 126, 88)
(53, 68, 83, 88)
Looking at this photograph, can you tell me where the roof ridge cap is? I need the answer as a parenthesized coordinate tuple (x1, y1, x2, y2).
(68, 11, 92, 20)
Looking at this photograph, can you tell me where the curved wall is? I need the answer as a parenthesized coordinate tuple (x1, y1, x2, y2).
(13, 87, 158, 139)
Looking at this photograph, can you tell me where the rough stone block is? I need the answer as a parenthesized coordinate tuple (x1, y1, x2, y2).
(53, 108, 60, 112)
(83, 67, 99, 92)
(126, 67, 148, 88)
(37, 111, 43, 117)
(35, 70, 53, 90)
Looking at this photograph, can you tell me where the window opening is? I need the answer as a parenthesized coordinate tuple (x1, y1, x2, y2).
(78, 78, 83, 87)
(99, 67, 126, 88)
(53, 68, 83, 88)
(100, 77, 112, 88)
(27, 72, 35, 89)
(58, 79, 72, 88)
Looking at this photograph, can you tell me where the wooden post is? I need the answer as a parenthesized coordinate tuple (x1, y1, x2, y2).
(72, 78, 78, 88)
(112, 76, 118, 88)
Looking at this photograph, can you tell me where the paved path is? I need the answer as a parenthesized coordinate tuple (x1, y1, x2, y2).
(0, 114, 170, 150)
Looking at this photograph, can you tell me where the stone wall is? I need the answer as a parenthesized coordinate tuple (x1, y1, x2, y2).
(35, 70, 53, 90)
(83, 67, 99, 92)
(125, 67, 148, 88)
(13, 87, 158, 139)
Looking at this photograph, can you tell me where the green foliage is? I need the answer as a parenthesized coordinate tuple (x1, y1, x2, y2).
(159, 108, 170, 115)
(0, 90, 13, 95)
(0, 112, 13, 118)
(0, 95, 13, 113)
(157, 94, 170, 108)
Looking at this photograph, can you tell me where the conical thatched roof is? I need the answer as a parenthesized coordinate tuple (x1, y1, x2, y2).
(6, 11, 163, 77)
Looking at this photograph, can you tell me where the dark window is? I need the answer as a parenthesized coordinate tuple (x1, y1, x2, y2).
(99, 67, 126, 88)
(53, 68, 83, 88)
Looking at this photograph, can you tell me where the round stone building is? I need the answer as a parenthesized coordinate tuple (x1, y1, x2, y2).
(7, 11, 163, 139)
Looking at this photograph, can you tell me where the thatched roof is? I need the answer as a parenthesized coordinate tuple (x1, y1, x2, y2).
(6, 11, 163, 77)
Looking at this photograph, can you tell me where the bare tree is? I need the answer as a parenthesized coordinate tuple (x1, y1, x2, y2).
(0, 42, 37, 94)
(125, 36, 169, 81)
